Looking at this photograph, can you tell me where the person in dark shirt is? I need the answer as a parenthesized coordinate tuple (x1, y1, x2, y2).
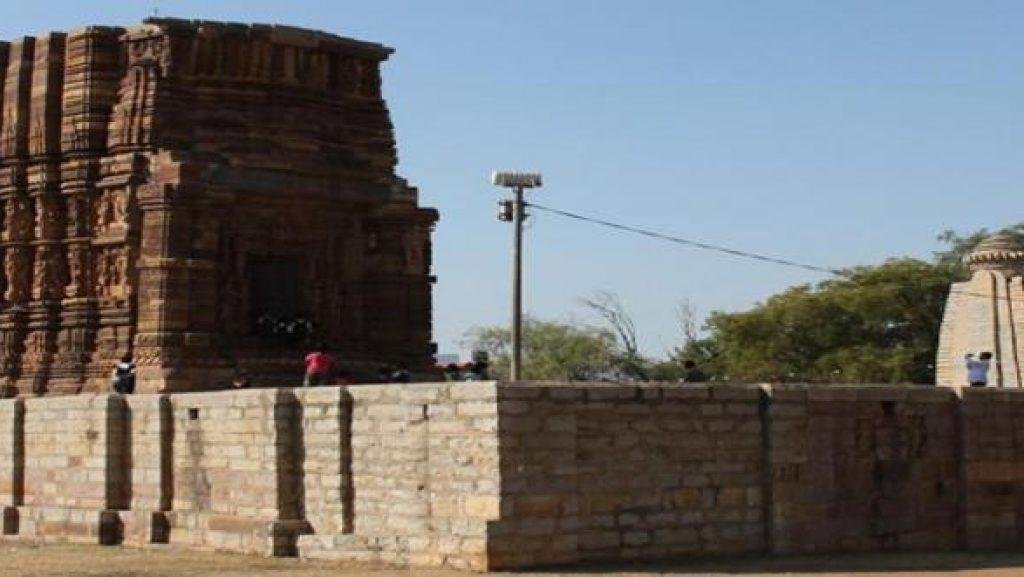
(391, 364, 411, 383)
(111, 353, 136, 394)
(682, 360, 706, 383)
(442, 363, 461, 382)
(232, 367, 251, 389)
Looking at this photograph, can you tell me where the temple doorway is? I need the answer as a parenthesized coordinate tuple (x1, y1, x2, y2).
(248, 256, 305, 344)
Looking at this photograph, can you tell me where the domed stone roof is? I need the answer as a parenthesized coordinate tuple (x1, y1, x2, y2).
(965, 232, 1024, 272)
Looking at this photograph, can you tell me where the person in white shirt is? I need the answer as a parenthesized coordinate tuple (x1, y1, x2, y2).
(965, 352, 992, 387)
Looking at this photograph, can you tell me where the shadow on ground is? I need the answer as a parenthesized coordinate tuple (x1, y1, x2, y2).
(522, 552, 1024, 575)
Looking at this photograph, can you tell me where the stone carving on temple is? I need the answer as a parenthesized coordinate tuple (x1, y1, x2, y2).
(23, 332, 46, 356)
(65, 195, 90, 239)
(29, 116, 46, 157)
(64, 244, 89, 298)
(31, 245, 66, 301)
(3, 195, 31, 242)
(0, 113, 16, 155)
(0, 330, 21, 376)
(110, 31, 167, 150)
(65, 121, 90, 152)
(93, 246, 127, 302)
(94, 188, 128, 237)
(33, 196, 63, 240)
(4, 247, 30, 303)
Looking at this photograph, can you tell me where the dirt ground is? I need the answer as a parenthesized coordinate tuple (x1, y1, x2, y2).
(4, 543, 1024, 576)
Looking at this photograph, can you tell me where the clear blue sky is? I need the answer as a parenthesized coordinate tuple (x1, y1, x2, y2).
(4, 1, 1023, 357)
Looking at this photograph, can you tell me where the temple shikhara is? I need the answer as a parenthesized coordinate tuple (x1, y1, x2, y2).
(0, 19, 438, 395)
(936, 232, 1024, 387)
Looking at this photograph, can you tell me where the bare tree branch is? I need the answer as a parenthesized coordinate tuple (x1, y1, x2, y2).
(677, 298, 699, 345)
(581, 290, 639, 357)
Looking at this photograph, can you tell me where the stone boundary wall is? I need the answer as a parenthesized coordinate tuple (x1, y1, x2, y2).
(0, 382, 1022, 570)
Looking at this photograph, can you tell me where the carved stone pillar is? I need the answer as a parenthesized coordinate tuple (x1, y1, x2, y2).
(17, 167, 64, 394)
(0, 163, 31, 394)
(133, 152, 225, 392)
(85, 153, 142, 391)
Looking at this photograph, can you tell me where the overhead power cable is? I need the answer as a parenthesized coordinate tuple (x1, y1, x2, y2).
(528, 202, 845, 277)
(526, 202, 1024, 304)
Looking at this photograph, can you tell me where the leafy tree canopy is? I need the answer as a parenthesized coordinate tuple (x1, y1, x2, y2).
(464, 317, 618, 381)
(695, 258, 953, 383)
(673, 222, 1024, 384)
(463, 223, 1024, 385)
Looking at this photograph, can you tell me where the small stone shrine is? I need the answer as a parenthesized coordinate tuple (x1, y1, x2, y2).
(0, 19, 438, 394)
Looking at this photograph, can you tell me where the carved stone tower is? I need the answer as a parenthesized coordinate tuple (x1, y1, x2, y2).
(936, 233, 1024, 387)
(0, 20, 438, 394)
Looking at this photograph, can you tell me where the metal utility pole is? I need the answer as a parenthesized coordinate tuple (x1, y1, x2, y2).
(492, 171, 542, 381)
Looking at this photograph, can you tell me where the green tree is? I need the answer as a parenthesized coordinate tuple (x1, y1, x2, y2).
(464, 317, 618, 381)
(699, 258, 958, 383)
(676, 223, 1024, 385)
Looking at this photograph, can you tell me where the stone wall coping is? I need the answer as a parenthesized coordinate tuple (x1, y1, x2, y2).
(134, 17, 395, 59)
(22, 393, 122, 409)
(5, 382, 1022, 404)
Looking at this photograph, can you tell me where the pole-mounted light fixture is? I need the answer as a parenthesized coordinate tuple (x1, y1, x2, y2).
(492, 172, 542, 189)
(491, 170, 543, 382)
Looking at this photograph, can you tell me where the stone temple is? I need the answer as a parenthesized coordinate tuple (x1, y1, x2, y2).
(936, 232, 1024, 387)
(0, 19, 438, 395)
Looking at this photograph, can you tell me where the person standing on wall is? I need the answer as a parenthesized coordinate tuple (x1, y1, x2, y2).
(391, 363, 411, 383)
(231, 367, 251, 389)
(111, 353, 136, 394)
(681, 360, 707, 383)
(442, 363, 461, 382)
(965, 352, 993, 387)
(303, 342, 337, 387)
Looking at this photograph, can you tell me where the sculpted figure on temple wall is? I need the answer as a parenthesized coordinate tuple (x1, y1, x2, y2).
(65, 245, 89, 298)
(128, 32, 167, 72)
(29, 116, 45, 156)
(23, 332, 44, 356)
(94, 189, 128, 237)
(112, 190, 127, 225)
(4, 196, 32, 242)
(4, 247, 30, 303)
(34, 197, 63, 240)
(94, 249, 113, 298)
(93, 247, 128, 300)
(113, 250, 128, 291)
(64, 196, 87, 238)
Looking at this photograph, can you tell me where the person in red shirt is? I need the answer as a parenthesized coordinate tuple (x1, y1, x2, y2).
(303, 343, 337, 387)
